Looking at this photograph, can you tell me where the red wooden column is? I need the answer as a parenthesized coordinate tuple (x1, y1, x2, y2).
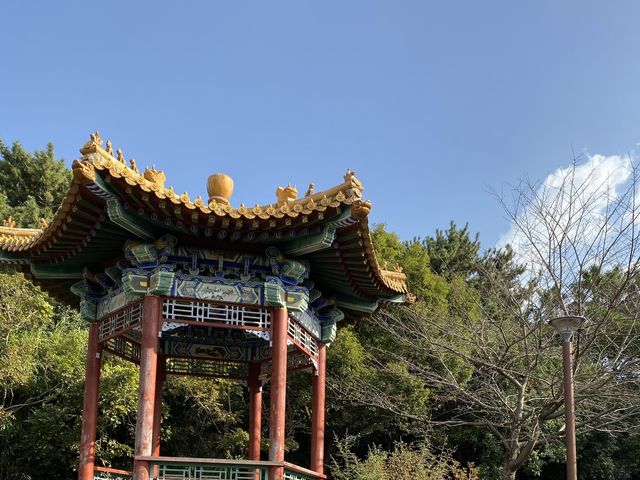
(268, 308, 288, 480)
(133, 296, 162, 480)
(311, 344, 327, 475)
(152, 355, 166, 457)
(248, 362, 263, 460)
(78, 323, 103, 480)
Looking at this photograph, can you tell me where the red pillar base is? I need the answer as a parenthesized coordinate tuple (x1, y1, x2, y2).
(269, 465, 285, 480)
(133, 460, 151, 480)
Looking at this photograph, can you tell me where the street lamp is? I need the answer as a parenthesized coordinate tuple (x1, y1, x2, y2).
(549, 315, 585, 480)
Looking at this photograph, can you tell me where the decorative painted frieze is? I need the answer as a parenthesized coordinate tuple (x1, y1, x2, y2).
(79, 300, 97, 321)
(172, 274, 262, 305)
(70, 235, 344, 345)
(96, 289, 140, 319)
(148, 270, 175, 295)
(321, 322, 337, 344)
(161, 338, 252, 362)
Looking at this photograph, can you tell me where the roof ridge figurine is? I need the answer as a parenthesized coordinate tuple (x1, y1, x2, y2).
(143, 165, 166, 189)
(90, 131, 102, 147)
(305, 183, 314, 197)
(276, 184, 298, 207)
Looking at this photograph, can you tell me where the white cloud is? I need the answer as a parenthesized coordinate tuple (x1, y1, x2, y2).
(497, 152, 633, 268)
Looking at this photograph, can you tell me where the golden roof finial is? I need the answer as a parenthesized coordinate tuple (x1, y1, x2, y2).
(80, 131, 103, 154)
(3, 216, 16, 228)
(276, 184, 298, 207)
(305, 183, 314, 197)
(90, 131, 103, 147)
(39, 218, 48, 228)
(105, 140, 114, 156)
(143, 165, 166, 189)
(207, 173, 234, 206)
(130, 159, 139, 173)
(351, 199, 372, 219)
(116, 149, 126, 164)
(344, 168, 363, 190)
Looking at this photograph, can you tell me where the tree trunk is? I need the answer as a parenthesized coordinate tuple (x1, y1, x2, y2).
(502, 467, 517, 480)
(502, 442, 520, 480)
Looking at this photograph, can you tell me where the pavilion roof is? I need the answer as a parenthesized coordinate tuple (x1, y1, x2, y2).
(0, 133, 411, 312)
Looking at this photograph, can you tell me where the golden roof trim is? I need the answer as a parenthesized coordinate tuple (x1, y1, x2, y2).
(0, 225, 41, 236)
(0, 134, 371, 253)
(75, 135, 367, 221)
(0, 133, 411, 299)
(355, 217, 410, 294)
(0, 225, 43, 248)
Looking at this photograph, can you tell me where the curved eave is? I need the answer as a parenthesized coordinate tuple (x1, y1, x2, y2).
(0, 138, 411, 309)
(304, 215, 411, 309)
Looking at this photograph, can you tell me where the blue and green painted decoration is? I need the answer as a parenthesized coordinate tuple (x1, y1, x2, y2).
(72, 235, 343, 344)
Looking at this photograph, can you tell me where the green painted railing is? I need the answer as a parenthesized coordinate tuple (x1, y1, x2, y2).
(148, 457, 270, 480)
(283, 469, 315, 480)
(93, 466, 133, 480)
(136, 457, 325, 480)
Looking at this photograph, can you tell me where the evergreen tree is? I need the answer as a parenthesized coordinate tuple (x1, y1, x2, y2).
(0, 140, 70, 227)
(424, 222, 480, 279)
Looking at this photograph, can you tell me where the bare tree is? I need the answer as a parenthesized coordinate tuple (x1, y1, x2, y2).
(331, 156, 640, 480)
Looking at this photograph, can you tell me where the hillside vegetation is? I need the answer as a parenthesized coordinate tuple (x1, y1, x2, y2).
(1, 141, 639, 480)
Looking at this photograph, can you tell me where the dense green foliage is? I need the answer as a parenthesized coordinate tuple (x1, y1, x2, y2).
(331, 219, 640, 479)
(0, 141, 639, 479)
(330, 435, 478, 480)
(0, 140, 70, 227)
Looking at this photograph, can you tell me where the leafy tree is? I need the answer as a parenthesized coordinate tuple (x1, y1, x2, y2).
(371, 224, 449, 310)
(163, 376, 247, 459)
(340, 160, 640, 479)
(424, 222, 480, 279)
(0, 270, 143, 478)
(0, 139, 70, 227)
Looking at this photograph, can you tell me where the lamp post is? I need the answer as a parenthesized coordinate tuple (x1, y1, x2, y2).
(548, 315, 585, 480)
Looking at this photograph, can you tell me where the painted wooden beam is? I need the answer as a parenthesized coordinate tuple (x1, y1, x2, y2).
(283, 225, 336, 256)
(106, 198, 156, 241)
(30, 264, 85, 279)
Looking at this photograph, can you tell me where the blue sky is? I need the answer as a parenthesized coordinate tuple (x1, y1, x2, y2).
(2, 1, 640, 246)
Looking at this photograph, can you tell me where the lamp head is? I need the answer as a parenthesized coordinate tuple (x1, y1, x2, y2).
(549, 315, 586, 341)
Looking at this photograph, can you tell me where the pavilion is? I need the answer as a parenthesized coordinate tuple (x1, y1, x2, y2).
(0, 133, 411, 480)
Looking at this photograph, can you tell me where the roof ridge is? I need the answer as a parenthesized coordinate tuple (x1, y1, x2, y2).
(75, 133, 368, 220)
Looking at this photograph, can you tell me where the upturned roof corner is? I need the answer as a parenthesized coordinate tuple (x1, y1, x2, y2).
(0, 132, 411, 312)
